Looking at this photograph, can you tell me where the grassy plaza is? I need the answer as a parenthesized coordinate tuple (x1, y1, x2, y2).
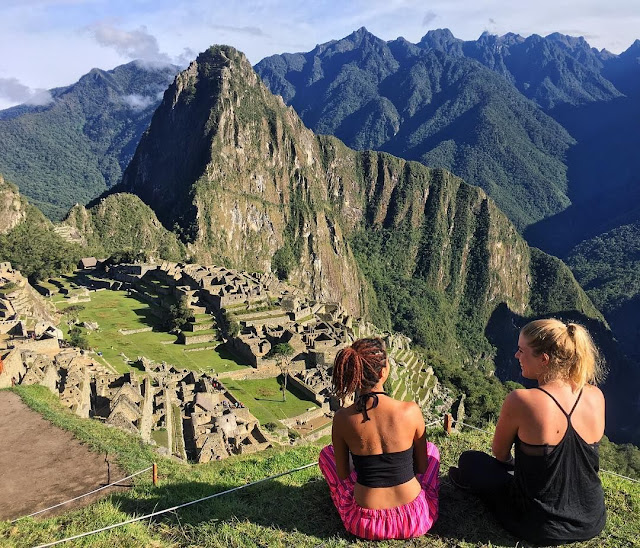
(224, 377, 319, 425)
(54, 284, 245, 375)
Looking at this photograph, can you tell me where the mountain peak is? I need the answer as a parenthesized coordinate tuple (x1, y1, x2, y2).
(421, 28, 456, 41)
(418, 28, 462, 53)
(621, 39, 640, 58)
(346, 26, 383, 46)
(545, 32, 591, 51)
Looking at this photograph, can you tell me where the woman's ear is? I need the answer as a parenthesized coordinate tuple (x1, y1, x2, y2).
(541, 353, 550, 366)
(379, 359, 388, 379)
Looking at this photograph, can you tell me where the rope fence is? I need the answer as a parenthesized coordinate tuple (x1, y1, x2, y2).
(11, 466, 153, 523)
(33, 461, 318, 548)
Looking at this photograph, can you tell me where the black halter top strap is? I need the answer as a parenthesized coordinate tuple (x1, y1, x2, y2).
(355, 391, 387, 421)
(535, 387, 584, 419)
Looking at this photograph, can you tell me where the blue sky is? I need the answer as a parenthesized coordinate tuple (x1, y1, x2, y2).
(1, 0, 639, 110)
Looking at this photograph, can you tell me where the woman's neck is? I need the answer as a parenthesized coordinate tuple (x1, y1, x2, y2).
(359, 383, 386, 395)
(538, 377, 578, 393)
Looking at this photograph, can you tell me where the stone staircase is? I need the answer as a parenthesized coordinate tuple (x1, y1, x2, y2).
(180, 314, 218, 345)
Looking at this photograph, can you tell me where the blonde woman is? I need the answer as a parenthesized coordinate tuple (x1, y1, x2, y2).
(449, 319, 606, 545)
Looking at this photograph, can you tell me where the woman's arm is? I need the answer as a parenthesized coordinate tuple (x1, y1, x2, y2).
(492, 390, 521, 463)
(411, 403, 428, 474)
(332, 411, 351, 480)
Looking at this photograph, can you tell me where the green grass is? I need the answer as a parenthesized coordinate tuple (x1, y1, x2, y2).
(2, 385, 638, 547)
(224, 377, 319, 425)
(150, 428, 168, 449)
(55, 287, 246, 374)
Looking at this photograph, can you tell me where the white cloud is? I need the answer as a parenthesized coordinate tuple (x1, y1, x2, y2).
(423, 11, 438, 26)
(121, 93, 155, 111)
(0, 77, 53, 106)
(87, 22, 173, 67)
(209, 24, 268, 37)
(26, 88, 54, 106)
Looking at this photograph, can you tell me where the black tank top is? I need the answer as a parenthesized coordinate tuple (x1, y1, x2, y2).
(503, 387, 606, 544)
(351, 446, 416, 487)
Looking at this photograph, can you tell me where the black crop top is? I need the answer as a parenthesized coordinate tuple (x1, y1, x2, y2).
(351, 446, 416, 487)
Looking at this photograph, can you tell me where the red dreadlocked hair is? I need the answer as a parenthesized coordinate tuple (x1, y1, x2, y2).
(332, 338, 387, 400)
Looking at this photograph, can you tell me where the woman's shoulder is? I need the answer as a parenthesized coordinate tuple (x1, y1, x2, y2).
(387, 398, 423, 421)
(582, 383, 604, 397)
(580, 383, 605, 406)
(502, 387, 545, 414)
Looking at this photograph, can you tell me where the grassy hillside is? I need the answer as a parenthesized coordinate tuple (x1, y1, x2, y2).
(2, 385, 638, 547)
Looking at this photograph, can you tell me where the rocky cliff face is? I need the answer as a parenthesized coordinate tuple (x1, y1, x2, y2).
(117, 45, 597, 336)
(0, 175, 27, 234)
(121, 47, 364, 313)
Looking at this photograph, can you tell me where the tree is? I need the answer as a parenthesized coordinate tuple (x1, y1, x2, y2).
(166, 296, 194, 331)
(68, 326, 89, 350)
(219, 309, 240, 338)
(270, 343, 295, 401)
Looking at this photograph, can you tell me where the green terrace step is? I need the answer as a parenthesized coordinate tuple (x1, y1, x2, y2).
(232, 307, 284, 318)
(192, 313, 214, 321)
(182, 328, 218, 338)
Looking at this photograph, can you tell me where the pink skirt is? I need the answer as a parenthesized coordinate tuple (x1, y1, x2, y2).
(318, 442, 440, 540)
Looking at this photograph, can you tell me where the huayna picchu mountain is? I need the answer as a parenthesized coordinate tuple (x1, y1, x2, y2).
(104, 46, 640, 440)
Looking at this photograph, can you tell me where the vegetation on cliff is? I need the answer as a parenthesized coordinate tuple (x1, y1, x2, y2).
(0, 177, 82, 280)
(63, 193, 187, 261)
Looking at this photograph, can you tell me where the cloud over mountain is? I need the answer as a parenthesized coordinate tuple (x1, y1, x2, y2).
(0, 77, 53, 106)
(87, 23, 176, 67)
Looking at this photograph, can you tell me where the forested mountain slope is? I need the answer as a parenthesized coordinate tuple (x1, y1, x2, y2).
(255, 28, 574, 229)
(0, 62, 178, 219)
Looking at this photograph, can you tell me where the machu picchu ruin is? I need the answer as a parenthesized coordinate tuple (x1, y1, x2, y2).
(0, 259, 447, 463)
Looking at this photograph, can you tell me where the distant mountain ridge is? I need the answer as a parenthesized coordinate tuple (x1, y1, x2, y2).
(0, 61, 179, 219)
(418, 28, 621, 109)
(256, 27, 579, 229)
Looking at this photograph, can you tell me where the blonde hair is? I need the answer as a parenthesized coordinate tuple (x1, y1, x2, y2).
(520, 319, 604, 388)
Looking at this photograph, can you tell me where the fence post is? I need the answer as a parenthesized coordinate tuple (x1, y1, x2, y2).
(444, 413, 453, 435)
(152, 463, 158, 487)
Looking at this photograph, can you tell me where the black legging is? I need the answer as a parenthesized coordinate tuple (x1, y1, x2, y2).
(457, 450, 514, 503)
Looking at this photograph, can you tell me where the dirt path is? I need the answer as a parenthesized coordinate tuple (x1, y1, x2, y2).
(0, 391, 126, 521)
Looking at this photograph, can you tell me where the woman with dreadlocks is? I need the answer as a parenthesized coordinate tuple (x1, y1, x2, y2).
(318, 338, 440, 540)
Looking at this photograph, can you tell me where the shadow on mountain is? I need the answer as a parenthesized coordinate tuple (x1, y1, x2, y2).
(108, 474, 521, 545)
(525, 96, 640, 257)
(485, 303, 640, 445)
